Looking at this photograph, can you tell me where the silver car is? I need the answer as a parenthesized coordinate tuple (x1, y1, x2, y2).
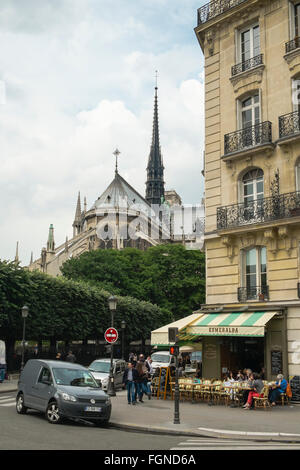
(88, 359, 127, 391)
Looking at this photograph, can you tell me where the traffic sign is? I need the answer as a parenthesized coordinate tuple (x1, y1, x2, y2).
(104, 327, 118, 343)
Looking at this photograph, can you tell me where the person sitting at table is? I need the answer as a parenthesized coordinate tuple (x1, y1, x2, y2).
(236, 370, 245, 382)
(195, 362, 202, 379)
(243, 372, 264, 409)
(242, 371, 254, 405)
(269, 374, 288, 406)
(228, 371, 235, 382)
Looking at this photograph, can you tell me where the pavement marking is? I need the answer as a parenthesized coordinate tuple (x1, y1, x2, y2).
(171, 438, 300, 450)
(0, 395, 16, 407)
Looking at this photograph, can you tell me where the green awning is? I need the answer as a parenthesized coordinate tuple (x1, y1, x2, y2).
(151, 313, 203, 346)
(186, 311, 277, 337)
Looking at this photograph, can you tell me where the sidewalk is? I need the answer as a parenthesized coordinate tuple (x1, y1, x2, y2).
(2, 380, 300, 442)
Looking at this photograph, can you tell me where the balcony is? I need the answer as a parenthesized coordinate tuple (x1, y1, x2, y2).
(285, 37, 300, 54)
(279, 110, 300, 140)
(217, 191, 300, 230)
(197, 0, 248, 25)
(237, 286, 269, 302)
(231, 54, 263, 77)
(224, 121, 273, 158)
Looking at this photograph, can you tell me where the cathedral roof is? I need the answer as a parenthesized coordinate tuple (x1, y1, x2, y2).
(92, 170, 151, 214)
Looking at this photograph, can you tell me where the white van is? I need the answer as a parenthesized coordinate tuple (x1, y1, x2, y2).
(151, 351, 175, 372)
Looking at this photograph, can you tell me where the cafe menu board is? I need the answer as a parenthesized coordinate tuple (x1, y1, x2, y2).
(271, 350, 282, 375)
(290, 376, 300, 402)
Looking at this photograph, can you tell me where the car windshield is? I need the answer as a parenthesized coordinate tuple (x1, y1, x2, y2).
(52, 368, 99, 388)
(151, 354, 170, 363)
(89, 362, 111, 373)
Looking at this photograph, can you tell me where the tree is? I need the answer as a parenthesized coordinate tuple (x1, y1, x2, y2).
(61, 244, 205, 320)
(0, 260, 172, 370)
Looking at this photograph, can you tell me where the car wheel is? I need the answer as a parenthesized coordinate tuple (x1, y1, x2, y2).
(16, 393, 27, 414)
(46, 401, 63, 424)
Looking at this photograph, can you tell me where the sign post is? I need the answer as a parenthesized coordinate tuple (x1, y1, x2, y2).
(169, 328, 180, 424)
(105, 327, 118, 397)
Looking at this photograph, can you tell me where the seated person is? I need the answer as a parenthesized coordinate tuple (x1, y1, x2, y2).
(236, 370, 245, 382)
(269, 374, 288, 406)
(243, 372, 264, 409)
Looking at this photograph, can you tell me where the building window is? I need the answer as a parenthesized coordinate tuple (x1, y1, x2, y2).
(241, 93, 260, 129)
(296, 159, 300, 192)
(295, 3, 300, 37)
(239, 24, 260, 63)
(241, 246, 268, 300)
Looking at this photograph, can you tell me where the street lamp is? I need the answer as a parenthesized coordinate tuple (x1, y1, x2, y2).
(121, 320, 126, 360)
(107, 295, 117, 397)
(21, 305, 29, 372)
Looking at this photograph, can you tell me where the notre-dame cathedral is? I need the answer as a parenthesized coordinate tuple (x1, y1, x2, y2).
(27, 87, 204, 277)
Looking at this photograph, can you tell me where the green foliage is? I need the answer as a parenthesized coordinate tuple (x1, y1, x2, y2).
(0, 260, 171, 344)
(61, 244, 205, 320)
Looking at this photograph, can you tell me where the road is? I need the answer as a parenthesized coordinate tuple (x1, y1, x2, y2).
(1, 392, 300, 451)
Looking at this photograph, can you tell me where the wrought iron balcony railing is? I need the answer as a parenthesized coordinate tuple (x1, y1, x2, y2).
(285, 37, 300, 54)
(197, 0, 248, 25)
(217, 191, 300, 229)
(231, 54, 263, 76)
(224, 121, 272, 155)
(237, 285, 269, 302)
(279, 110, 300, 139)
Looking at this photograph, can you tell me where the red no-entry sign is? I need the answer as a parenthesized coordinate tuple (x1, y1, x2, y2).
(104, 327, 118, 343)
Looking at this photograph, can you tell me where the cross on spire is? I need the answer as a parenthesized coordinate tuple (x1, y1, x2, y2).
(113, 148, 121, 174)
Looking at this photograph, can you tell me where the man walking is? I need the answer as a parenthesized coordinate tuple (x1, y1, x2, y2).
(123, 362, 138, 405)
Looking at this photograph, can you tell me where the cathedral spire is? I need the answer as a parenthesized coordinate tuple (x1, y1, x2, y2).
(73, 191, 82, 237)
(145, 80, 165, 206)
(14, 241, 19, 263)
(47, 224, 55, 252)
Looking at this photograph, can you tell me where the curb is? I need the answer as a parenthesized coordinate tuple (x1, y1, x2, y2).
(108, 422, 300, 443)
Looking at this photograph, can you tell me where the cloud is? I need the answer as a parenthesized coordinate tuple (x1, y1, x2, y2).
(0, 0, 204, 263)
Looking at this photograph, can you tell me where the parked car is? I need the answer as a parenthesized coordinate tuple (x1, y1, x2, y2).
(16, 359, 111, 426)
(151, 351, 175, 373)
(88, 358, 126, 391)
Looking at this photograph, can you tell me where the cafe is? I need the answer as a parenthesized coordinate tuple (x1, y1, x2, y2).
(151, 307, 287, 381)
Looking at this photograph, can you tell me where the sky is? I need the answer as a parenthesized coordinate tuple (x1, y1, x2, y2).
(0, 0, 205, 264)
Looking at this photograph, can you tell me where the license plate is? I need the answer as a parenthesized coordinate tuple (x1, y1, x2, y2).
(85, 406, 102, 412)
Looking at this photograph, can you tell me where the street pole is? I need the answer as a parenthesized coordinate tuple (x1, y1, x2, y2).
(107, 296, 117, 397)
(21, 306, 29, 372)
(174, 353, 180, 424)
(121, 320, 126, 360)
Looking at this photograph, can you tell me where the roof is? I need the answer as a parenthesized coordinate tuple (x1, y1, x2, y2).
(34, 360, 86, 370)
(92, 171, 151, 214)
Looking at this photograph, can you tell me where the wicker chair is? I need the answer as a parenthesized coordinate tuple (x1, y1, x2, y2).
(253, 386, 271, 410)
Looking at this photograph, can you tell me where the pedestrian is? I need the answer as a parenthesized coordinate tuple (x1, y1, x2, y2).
(0, 340, 6, 383)
(135, 361, 150, 402)
(131, 354, 138, 367)
(55, 352, 62, 360)
(123, 362, 138, 405)
(145, 356, 153, 375)
(65, 350, 76, 363)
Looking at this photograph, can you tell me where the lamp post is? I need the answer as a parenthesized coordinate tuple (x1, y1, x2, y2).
(107, 295, 117, 397)
(21, 305, 29, 372)
(121, 320, 126, 360)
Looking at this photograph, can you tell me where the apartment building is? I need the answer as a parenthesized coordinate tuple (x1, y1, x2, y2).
(194, 0, 300, 388)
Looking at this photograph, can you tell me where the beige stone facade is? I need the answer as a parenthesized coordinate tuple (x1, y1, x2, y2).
(195, 0, 300, 382)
